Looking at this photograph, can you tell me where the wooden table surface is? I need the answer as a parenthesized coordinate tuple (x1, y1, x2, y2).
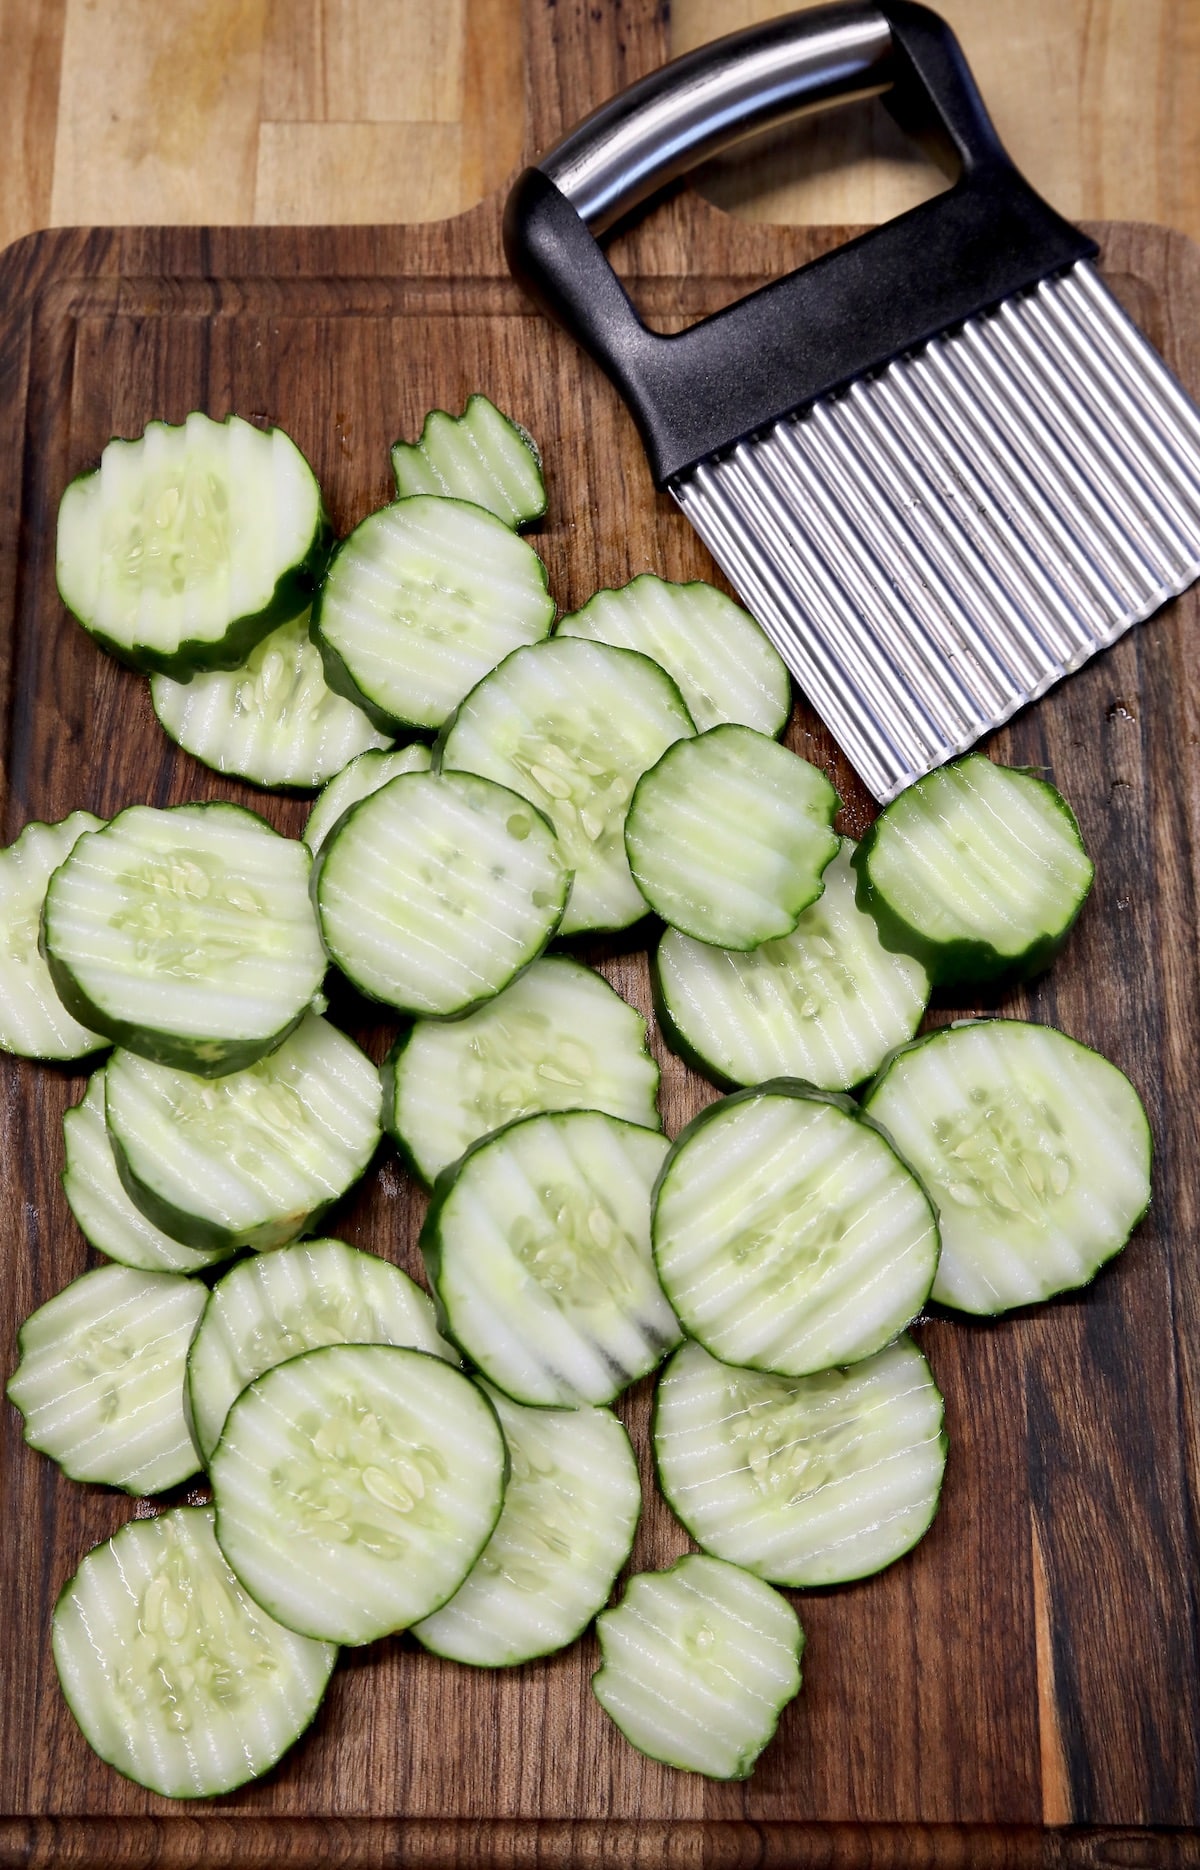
(1, 0, 1198, 254)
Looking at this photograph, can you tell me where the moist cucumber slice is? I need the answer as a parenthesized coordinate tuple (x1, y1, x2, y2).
(62, 1070, 231, 1274)
(654, 1335, 947, 1587)
(654, 838, 929, 1091)
(0, 812, 108, 1060)
(382, 955, 661, 1185)
(863, 1020, 1152, 1314)
(391, 396, 547, 529)
(303, 742, 432, 856)
(56, 413, 331, 677)
(151, 608, 389, 789)
(210, 1343, 507, 1645)
(421, 1109, 678, 1407)
(557, 575, 790, 736)
(312, 495, 555, 733)
(626, 725, 840, 950)
(413, 1383, 641, 1666)
(186, 1237, 457, 1464)
(591, 1553, 803, 1780)
(439, 637, 695, 935)
(52, 1506, 336, 1798)
(652, 1081, 939, 1377)
(7, 1265, 206, 1493)
(105, 1012, 382, 1255)
(41, 802, 326, 1075)
(314, 768, 570, 1019)
(852, 754, 1095, 985)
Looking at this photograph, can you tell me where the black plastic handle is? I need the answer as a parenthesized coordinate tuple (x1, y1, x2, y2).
(504, 0, 1096, 486)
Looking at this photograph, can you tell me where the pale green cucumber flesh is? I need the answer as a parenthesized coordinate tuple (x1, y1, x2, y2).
(391, 396, 546, 528)
(0, 812, 108, 1061)
(303, 742, 431, 856)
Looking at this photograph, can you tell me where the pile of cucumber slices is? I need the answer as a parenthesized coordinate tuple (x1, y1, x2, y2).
(3, 401, 1152, 1797)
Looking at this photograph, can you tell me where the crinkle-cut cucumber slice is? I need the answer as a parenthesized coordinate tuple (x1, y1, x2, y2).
(187, 1237, 457, 1464)
(652, 1081, 939, 1377)
(312, 495, 555, 733)
(315, 768, 570, 1019)
(626, 725, 840, 950)
(52, 1506, 336, 1798)
(105, 1013, 382, 1256)
(654, 1336, 947, 1587)
(41, 801, 326, 1076)
(852, 754, 1095, 986)
(414, 1383, 641, 1666)
(439, 637, 694, 935)
(7, 1265, 206, 1493)
(0, 812, 108, 1061)
(391, 396, 547, 529)
(654, 839, 929, 1091)
(210, 1344, 507, 1645)
(591, 1553, 803, 1780)
(862, 1020, 1151, 1315)
(151, 608, 389, 790)
(557, 575, 790, 737)
(63, 1070, 231, 1274)
(383, 955, 661, 1185)
(56, 413, 331, 677)
(422, 1109, 678, 1407)
(303, 742, 431, 856)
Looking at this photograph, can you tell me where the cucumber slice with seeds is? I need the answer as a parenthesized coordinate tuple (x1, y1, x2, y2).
(151, 608, 389, 790)
(187, 1237, 456, 1464)
(41, 802, 325, 1076)
(557, 575, 790, 736)
(652, 1082, 939, 1377)
(863, 1020, 1152, 1314)
(391, 396, 547, 528)
(654, 1335, 948, 1587)
(383, 955, 661, 1185)
(7, 1265, 207, 1493)
(439, 637, 695, 935)
(56, 413, 331, 677)
(626, 725, 840, 950)
(303, 742, 432, 856)
(312, 495, 555, 733)
(52, 1506, 336, 1798)
(0, 812, 108, 1060)
(591, 1553, 803, 1781)
(414, 1383, 641, 1666)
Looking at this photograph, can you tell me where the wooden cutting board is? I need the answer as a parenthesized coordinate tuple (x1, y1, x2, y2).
(1, 3, 1199, 1865)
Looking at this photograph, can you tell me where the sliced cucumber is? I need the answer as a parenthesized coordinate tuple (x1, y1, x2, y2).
(314, 768, 570, 1019)
(303, 742, 432, 856)
(186, 1237, 456, 1464)
(56, 413, 331, 676)
(413, 1383, 641, 1666)
(382, 955, 661, 1185)
(391, 396, 547, 529)
(312, 495, 555, 733)
(52, 1506, 336, 1798)
(654, 839, 929, 1091)
(150, 608, 389, 789)
(421, 1109, 678, 1407)
(210, 1344, 507, 1645)
(41, 802, 325, 1076)
(105, 1012, 382, 1255)
(852, 755, 1095, 985)
(0, 812, 108, 1061)
(62, 1070, 230, 1274)
(7, 1265, 206, 1493)
(557, 575, 790, 736)
(626, 725, 840, 950)
(591, 1553, 803, 1780)
(654, 1335, 947, 1587)
(863, 1020, 1152, 1314)
(652, 1082, 939, 1377)
(439, 637, 694, 934)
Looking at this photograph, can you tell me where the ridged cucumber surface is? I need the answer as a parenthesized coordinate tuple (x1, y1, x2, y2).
(0, 812, 108, 1061)
(391, 396, 546, 528)
(303, 742, 432, 856)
